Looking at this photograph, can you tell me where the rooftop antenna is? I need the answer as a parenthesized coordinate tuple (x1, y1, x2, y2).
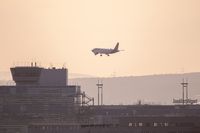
(62, 63, 66, 69)
(50, 63, 53, 68)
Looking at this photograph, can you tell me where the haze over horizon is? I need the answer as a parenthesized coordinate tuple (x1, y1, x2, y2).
(0, 0, 200, 77)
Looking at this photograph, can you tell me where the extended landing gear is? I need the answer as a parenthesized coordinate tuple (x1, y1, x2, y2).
(100, 54, 102, 56)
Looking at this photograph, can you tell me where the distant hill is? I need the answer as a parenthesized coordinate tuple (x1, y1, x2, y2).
(69, 73, 200, 105)
(69, 73, 95, 79)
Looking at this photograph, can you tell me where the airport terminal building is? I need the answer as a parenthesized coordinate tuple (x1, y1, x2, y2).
(0, 64, 200, 133)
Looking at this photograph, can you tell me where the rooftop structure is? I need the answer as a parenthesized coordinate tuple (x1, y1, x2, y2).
(10, 63, 68, 86)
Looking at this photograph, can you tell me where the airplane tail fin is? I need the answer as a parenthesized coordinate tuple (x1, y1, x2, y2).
(113, 42, 119, 51)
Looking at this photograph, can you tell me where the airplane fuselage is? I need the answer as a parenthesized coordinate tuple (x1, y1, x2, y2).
(92, 48, 118, 56)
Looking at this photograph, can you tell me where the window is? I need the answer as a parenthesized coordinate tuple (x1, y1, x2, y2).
(128, 123, 133, 127)
(164, 122, 169, 127)
(139, 122, 143, 127)
(153, 122, 158, 127)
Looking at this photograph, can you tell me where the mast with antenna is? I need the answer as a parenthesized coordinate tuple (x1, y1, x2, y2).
(96, 80, 103, 106)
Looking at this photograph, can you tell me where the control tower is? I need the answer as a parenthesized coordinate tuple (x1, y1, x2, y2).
(10, 63, 68, 86)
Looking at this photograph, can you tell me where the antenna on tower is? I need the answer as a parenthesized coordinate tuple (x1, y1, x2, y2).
(173, 78, 197, 105)
(181, 78, 188, 105)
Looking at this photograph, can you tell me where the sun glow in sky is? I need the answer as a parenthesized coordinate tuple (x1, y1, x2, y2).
(0, 0, 200, 77)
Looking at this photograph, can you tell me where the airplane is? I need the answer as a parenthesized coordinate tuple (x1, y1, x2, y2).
(91, 42, 122, 56)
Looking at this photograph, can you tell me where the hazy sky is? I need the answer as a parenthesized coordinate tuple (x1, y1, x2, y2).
(0, 0, 200, 77)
